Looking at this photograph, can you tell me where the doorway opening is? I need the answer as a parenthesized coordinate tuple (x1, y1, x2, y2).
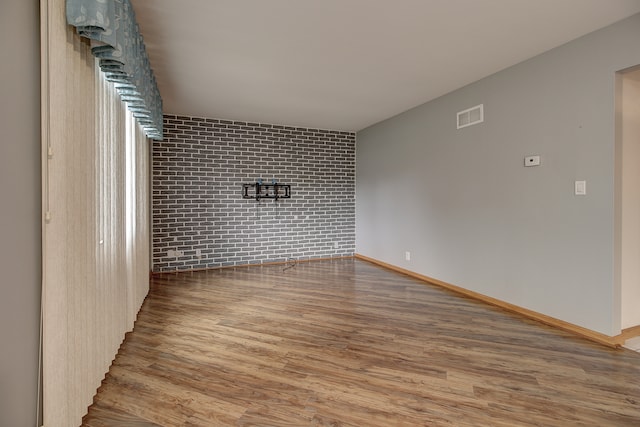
(616, 65, 640, 346)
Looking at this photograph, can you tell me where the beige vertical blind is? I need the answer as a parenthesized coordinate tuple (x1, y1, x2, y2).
(41, 0, 150, 425)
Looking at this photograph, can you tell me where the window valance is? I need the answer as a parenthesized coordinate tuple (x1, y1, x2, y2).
(66, 0, 163, 140)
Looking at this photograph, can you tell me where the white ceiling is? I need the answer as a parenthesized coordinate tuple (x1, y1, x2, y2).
(130, 0, 640, 131)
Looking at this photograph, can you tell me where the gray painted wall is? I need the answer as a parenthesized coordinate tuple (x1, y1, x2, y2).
(0, 1, 42, 426)
(356, 14, 640, 336)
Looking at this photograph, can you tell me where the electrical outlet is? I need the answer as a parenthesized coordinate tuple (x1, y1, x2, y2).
(405, 251, 411, 261)
(195, 249, 202, 259)
(333, 242, 339, 249)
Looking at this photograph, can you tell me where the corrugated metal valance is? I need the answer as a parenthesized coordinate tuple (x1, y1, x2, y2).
(66, 0, 163, 140)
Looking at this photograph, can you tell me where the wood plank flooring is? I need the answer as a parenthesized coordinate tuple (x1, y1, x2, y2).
(81, 258, 640, 426)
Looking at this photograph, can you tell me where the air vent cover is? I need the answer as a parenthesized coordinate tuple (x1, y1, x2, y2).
(457, 104, 484, 129)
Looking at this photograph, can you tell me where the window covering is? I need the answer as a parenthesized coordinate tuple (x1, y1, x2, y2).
(66, 0, 163, 139)
(42, 0, 151, 423)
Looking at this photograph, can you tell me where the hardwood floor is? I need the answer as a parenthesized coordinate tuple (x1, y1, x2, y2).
(82, 258, 640, 426)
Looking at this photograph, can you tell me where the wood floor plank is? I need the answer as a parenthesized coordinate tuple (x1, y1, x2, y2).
(83, 259, 640, 426)
(81, 401, 163, 427)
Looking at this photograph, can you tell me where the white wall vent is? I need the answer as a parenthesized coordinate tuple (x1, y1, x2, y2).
(457, 104, 484, 129)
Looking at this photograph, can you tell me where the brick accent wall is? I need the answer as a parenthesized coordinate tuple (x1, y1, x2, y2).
(152, 114, 356, 272)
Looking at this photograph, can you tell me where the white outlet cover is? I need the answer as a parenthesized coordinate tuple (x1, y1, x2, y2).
(575, 180, 586, 195)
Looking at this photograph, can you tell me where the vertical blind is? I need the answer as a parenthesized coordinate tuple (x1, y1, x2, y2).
(41, 0, 150, 425)
(66, 0, 163, 140)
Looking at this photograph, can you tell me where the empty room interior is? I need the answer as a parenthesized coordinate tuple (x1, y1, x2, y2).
(4, 0, 640, 426)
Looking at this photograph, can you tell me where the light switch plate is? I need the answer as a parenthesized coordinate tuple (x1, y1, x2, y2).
(575, 180, 586, 195)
